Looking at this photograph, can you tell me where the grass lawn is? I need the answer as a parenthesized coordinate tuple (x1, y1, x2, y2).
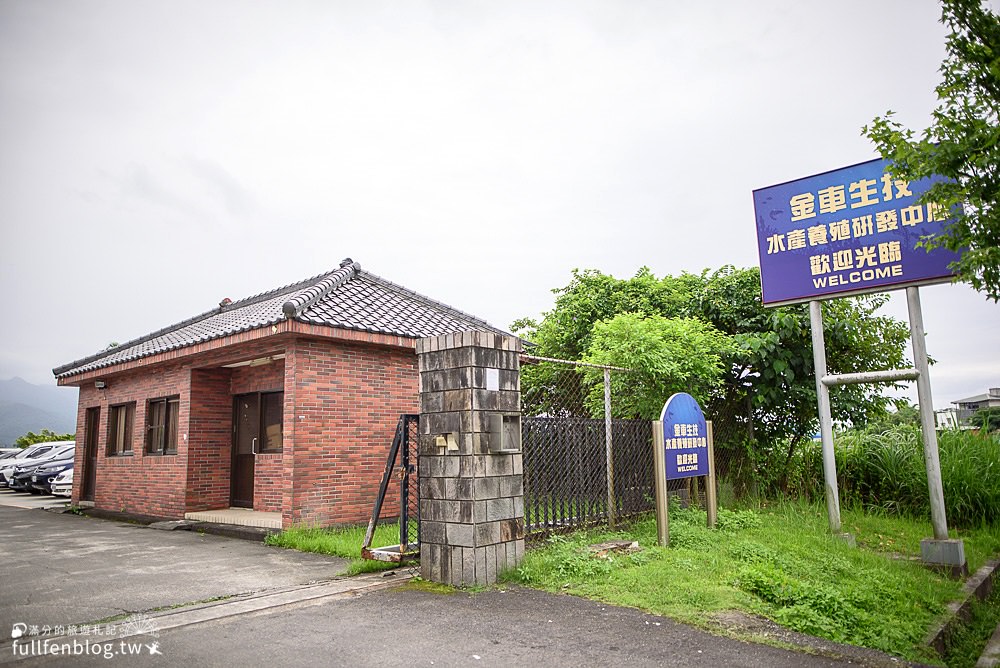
(265, 523, 403, 576)
(503, 500, 1000, 665)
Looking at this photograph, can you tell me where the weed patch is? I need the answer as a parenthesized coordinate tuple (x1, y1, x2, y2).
(508, 502, 997, 663)
(943, 586, 1000, 668)
(265, 524, 400, 575)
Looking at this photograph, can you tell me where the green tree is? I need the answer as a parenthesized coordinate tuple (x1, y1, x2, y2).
(514, 266, 911, 487)
(580, 313, 732, 419)
(513, 267, 702, 417)
(864, 0, 1000, 300)
(703, 268, 910, 479)
(14, 429, 74, 448)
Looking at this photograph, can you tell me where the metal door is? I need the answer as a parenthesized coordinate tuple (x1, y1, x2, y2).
(231, 394, 259, 508)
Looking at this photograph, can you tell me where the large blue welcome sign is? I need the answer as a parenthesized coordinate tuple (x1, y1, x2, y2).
(753, 157, 960, 306)
(660, 393, 708, 480)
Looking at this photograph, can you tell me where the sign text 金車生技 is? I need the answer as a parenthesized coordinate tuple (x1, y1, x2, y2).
(753, 157, 961, 306)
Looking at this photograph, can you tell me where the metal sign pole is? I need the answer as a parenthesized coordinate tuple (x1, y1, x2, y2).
(706, 421, 717, 529)
(809, 300, 842, 533)
(652, 420, 669, 547)
(906, 286, 949, 540)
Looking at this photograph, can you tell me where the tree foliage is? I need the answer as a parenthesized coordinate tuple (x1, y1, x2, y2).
(14, 429, 74, 448)
(864, 0, 1000, 300)
(514, 266, 911, 471)
(580, 313, 732, 419)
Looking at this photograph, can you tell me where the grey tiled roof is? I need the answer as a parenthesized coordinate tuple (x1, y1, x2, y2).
(53, 259, 508, 379)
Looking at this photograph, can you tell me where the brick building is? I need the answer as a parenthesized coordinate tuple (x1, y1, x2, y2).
(53, 259, 506, 529)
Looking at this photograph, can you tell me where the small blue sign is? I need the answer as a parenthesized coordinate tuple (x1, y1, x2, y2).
(660, 393, 708, 480)
(753, 157, 961, 306)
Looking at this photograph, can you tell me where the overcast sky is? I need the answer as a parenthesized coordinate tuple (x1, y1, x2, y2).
(1, 0, 997, 409)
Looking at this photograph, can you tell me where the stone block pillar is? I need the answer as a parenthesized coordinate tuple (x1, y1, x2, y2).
(416, 331, 524, 587)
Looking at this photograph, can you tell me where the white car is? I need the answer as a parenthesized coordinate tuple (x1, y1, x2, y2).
(50, 468, 73, 497)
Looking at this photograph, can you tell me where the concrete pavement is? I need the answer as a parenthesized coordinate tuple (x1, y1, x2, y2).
(0, 490, 70, 511)
(0, 504, 350, 635)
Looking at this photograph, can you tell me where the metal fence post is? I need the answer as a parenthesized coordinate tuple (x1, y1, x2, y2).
(604, 367, 616, 528)
(906, 286, 949, 541)
(809, 300, 842, 533)
(652, 419, 669, 546)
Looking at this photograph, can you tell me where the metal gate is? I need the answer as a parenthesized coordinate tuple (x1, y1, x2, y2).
(361, 414, 419, 562)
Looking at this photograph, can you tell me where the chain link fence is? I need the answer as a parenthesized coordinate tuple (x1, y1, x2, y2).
(519, 355, 764, 532)
(702, 395, 758, 504)
(520, 355, 653, 538)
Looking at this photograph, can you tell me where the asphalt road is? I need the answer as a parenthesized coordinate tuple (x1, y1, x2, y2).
(6, 584, 895, 668)
(0, 504, 907, 667)
(0, 504, 349, 635)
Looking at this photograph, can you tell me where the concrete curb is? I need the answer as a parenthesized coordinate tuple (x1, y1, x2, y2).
(73, 507, 279, 542)
(122, 571, 412, 636)
(925, 559, 999, 656)
(977, 621, 1000, 668)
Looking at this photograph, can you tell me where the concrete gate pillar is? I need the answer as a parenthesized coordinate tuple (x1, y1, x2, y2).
(416, 331, 525, 586)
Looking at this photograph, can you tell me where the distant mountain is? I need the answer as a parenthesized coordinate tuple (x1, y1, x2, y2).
(0, 378, 78, 446)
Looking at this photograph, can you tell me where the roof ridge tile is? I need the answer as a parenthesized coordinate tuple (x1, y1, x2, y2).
(282, 259, 360, 319)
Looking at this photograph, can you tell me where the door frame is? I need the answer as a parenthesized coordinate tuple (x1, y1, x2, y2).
(230, 393, 259, 508)
(80, 407, 100, 502)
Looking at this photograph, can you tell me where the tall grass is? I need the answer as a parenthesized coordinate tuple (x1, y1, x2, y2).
(790, 426, 1000, 527)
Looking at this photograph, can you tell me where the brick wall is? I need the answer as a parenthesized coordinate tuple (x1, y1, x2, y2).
(68, 335, 419, 527)
(285, 338, 419, 527)
(186, 368, 232, 511)
(230, 360, 284, 396)
(254, 454, 283, 512)
(72, 364, 190, 518)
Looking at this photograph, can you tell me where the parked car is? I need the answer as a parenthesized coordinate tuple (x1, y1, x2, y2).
(1, 442, 63, 467)
(7, 468, 37, 492)
(0, 442, 74, 488)
(50, 468, 73, 497)
(29, 461, 73, 495)
(9, 450, 74, 493)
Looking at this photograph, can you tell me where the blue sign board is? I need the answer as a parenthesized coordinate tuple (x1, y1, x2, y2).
(660, 393, 708, 480)
(753, 157, 960, 306)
